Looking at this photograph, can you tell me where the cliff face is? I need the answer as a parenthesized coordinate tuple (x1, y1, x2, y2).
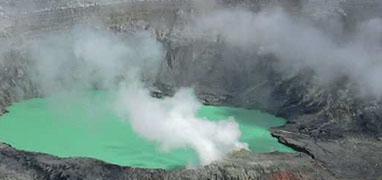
(0, 50, 36, 115)
(0, 0, 382, 179)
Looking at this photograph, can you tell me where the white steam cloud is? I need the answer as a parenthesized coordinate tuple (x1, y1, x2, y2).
(186, 7, 382, 97)
(116, 82, 247, 165)
(29, 26, 163, 94)
(28, 26, 247, 165)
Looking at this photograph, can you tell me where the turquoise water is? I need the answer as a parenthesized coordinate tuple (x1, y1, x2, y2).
(0, 91, 293, 169)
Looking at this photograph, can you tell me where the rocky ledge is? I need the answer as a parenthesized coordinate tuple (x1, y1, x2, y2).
(271, 129, 382, 180)
(0, 143, 334, 180)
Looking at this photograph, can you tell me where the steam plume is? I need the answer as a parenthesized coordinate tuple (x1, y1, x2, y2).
(116, 82, 247, 165)
(187, 7, 382, 97)
(28, 26, 247, 165)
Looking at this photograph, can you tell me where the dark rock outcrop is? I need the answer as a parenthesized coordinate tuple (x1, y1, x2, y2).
(272, 130, 382, 180)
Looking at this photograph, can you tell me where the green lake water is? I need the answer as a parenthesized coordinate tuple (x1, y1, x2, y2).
(0, 91, 293, 169)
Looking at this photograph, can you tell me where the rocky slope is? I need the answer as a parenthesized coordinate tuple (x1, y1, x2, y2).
(0, 143, 334, 180)
(0, 0, 381, 179)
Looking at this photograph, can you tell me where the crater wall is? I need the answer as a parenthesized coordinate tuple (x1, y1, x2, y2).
(0, 0, 381, 179)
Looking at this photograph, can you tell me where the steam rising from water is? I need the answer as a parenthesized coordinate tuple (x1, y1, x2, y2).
(117, 83, 247, 165)
(28, 26, 247, 165)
